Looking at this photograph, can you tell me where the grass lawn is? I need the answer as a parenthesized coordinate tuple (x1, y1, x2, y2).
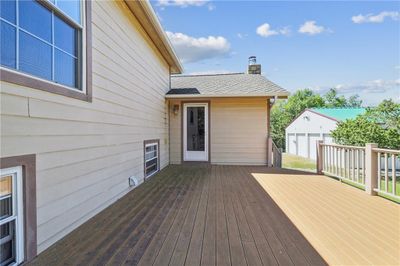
(282, 153, 316, 172)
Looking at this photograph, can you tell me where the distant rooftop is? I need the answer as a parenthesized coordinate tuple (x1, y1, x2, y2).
(310, 108, 366, 121)
(166, 73, 289, 98)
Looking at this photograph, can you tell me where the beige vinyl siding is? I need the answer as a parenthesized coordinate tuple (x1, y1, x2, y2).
(169, 98, 268, 165)
(169, 100, 182, 164)
(1, 0, 170, 253)
(211, 98, 268, 165)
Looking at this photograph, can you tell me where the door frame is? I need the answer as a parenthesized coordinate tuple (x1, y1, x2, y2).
(181, 101, 211, 162)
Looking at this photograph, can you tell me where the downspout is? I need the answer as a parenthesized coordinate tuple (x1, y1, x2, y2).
(168, 66, 171, 165)
(267, 95, 278, 166)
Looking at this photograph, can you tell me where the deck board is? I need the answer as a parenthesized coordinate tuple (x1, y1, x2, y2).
(251, 166, 400, 265)
(29, 165, 329, 266)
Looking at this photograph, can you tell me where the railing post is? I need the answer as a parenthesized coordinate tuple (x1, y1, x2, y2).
(267, 136, 273, 167)
(316, 140, 323, 174)
(365, 143, 378, 195)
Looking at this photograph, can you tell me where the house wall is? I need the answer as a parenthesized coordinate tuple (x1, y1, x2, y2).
(285, 110, 337, 160)
(1, 0, 170, 253)
(169, 98, 269, 165)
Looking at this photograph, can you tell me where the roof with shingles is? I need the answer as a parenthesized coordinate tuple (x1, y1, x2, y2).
(311, 108, 366, 121)
(167, 73, 289, 98)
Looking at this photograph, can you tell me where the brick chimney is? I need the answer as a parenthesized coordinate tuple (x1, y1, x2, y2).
(247, 56, 261, 74)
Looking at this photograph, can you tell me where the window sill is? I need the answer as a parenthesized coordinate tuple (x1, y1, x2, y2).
(0, 68, 92, 102)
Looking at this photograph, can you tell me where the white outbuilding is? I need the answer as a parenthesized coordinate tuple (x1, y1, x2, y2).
(285, 108, 365, 160)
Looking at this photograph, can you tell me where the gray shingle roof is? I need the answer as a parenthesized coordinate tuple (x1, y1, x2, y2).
(167, 73, 289, 98)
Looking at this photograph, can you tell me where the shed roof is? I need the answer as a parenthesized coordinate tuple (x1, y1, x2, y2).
(310, 108, 366, 121)
(166, 73, 289, 98)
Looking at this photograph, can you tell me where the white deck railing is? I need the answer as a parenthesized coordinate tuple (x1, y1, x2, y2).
(317, 141, 400, 202)
(375, 148, 400, 199)
(319, 143, 366, 187)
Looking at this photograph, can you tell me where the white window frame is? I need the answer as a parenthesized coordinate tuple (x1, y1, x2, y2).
(0, 0, 87, 93)
(145, 142, 159, 178)
(0, 166, 24, 265)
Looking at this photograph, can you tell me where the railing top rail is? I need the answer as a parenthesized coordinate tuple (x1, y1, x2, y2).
(372, 148, 400, 154)
(320, 143, 365, 150)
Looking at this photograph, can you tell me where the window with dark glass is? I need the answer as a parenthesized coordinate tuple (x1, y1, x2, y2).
(0, 0, 82, 90)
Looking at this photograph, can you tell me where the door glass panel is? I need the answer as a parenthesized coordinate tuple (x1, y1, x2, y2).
(187, 107, 205, 151)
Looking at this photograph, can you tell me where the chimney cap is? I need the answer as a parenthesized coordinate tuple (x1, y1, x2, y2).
(248, 56, 257, 65)
(247, 56, 261, 74)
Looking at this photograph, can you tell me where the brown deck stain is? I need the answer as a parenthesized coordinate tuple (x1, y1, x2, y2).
(28, 165, 327, 266)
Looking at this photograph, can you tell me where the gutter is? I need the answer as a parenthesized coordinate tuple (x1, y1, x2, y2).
(165, 93, 290, 99)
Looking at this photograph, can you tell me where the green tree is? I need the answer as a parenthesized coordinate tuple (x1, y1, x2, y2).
(332, 100, 400, 149)
(324, 88, 362, 107)
(347, 95, 363, 108)
(324, 88, 348, 107)
(365, 99, 400, 130)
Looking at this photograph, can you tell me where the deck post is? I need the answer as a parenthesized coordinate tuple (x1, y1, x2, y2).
(365, 143, 378, 195)
(267, 136, 273, 167)
(316, 140, 323, 174)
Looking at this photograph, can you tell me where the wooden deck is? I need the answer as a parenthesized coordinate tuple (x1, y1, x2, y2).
(30, 165, 400, 265)
(252, 167, 400, 265)
(29, 165, 326, 266)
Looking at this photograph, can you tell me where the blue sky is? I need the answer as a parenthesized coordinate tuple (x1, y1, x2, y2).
(151, 0, 400, 106)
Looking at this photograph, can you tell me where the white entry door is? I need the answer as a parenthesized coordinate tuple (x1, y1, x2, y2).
(183, 103, 209, 161)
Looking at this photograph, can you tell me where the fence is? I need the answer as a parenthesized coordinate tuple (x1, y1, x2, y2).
(317, 141, 400, 202)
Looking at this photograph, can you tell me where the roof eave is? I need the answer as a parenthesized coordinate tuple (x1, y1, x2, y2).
(124, 0, 183, 74)
(165, 93, 289, 99)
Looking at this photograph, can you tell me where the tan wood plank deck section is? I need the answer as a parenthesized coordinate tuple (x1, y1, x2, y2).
(251, 167, 400, 265)
(29, 165, 326, 266)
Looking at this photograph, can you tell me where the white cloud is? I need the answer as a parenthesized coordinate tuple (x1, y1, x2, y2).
(256, 23, 278, 37)
(279, 26, 291, 36)
(355, 79, 400, 93)
(298, 21, 326, 35)
(256, 23, 291, 38)
(207, 3, 215, 11)
(158, 0, 206, 7)
(352, 11, 399, 24)
(316, 79, 400, 94)
(308, 79, 400, 105)
(237, 33, 248, 39)
(166, 31, 230, 63)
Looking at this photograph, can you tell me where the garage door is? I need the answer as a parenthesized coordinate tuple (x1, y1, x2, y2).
(288, 134, 296, 155)
(308, 134, 320, 160)
(297, 134, 307, 158)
